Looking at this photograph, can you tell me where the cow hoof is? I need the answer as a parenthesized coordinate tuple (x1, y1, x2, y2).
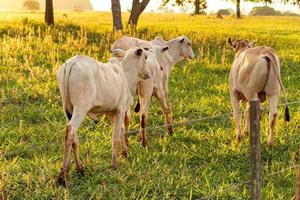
(111, 163, 117, 170)
(168, 127, 174, 136)
(267, 140, 273, 146)
(94, 120, 99, 124)
(236, 134, 242, 142)
(76, 165, 85, 175)
(122, 151, 128, 158)
(57, 170, 67, 187)
(141, 139, 147, 148)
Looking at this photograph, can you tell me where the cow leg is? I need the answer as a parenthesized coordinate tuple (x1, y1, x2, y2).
(72, 130, 84, 174)
(230, 91, 242, 141)
(244, 104, 250, 135)
(57, 106, 87, 186)
(120, 110, 130, 158)
(123, 110, 130, 146)
(112, 109, 125, 169)
(154, 89, 173, 135)
(138, 96, 151, 147)
(267, 95, 278, 146)
(162, 77, 170, 108)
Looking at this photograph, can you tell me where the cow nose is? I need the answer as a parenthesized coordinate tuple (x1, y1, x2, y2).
(189, 54, 195, 59)
(142, 73, 150, 80)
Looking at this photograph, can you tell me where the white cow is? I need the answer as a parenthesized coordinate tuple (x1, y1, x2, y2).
(112, 35, 194, 146)
(56, 47, 150, 186)
(228, 38, 290, 145)
(114, 44, 170, 147)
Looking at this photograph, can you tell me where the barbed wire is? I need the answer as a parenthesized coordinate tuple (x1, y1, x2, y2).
(127, 99, 300, 135)
(127, 112, 231, 135)
(264, 164, 300, 177)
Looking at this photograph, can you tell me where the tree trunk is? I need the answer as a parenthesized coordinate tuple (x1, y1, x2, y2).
(194, 0, 200, 15)
(128, 0, 150, 28)
(111, 0, 123, 31)
(236, 0, 241, 19)
(45, 0, 54, 25)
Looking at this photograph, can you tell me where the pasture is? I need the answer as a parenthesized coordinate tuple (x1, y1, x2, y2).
(0, 11, 300, 199)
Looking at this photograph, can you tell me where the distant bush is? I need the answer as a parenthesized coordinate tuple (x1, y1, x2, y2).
(249, 6, 281, 16)
(216, 8, 234, 16)
(282, 11, 299, 16)
(191, 11, 207, 16)
(23, 0, 40, 10)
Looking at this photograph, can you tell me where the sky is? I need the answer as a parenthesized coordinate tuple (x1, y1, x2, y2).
(90, 0, 299, 14)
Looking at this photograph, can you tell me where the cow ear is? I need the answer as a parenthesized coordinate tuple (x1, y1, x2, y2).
(162, 46, 169, 52)
(179, 38, 184, 43)
(228, 37, 234, 48)
(136, 48, 143, 56)
(250, 40, 256, 47)
(112, 49, 125, 61)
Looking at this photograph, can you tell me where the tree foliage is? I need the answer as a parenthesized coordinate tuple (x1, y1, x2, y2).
(162, 0, 207, 14)
(23, 0, 40, 10)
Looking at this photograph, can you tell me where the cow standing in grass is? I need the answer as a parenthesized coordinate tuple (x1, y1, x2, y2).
(56, 47, 150, 186)
(228, 38, 290, 145)
(112, 35, 194, 146)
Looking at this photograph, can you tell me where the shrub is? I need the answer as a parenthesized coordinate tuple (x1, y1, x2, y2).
(23, 0, 40, 10)
(249, 6, 281, 16)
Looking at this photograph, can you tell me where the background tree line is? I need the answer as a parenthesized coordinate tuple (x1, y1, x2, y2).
(44, 0, 300, 27)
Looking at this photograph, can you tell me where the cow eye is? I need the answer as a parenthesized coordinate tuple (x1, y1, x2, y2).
(188, 43, 191, 46)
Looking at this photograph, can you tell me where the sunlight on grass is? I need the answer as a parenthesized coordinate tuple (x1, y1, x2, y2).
(0, 11, 300, 199)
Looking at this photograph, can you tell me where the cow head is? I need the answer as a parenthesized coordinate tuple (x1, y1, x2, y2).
(177, 35, 194, 59)
(112, 48, 150, 80)
(228, 37, 256, 53)
(150, 45, 169, 70)
(131, 47, 151, 80)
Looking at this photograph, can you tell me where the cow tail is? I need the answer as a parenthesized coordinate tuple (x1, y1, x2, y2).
(134, 99, 140, 113)
(62, 60, 76, 121)
(265, 55, 290, 122)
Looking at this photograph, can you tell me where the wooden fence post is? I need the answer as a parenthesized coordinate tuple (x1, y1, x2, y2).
(296, 144, 300, 200)
(250, 100, 262, 200)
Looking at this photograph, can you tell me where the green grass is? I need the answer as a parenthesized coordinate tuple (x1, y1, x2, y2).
(0, 11, 300, 199)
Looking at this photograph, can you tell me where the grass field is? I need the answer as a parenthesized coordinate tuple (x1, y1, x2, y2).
(0, 11, 300, 199)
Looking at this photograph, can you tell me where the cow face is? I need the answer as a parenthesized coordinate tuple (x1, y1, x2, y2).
(135, 48, 151, 80)
(228, 37, 256, 53)
(178, 36, 194, 59)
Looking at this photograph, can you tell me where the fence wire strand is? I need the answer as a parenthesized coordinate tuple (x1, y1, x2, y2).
(127, 99, 300, 135)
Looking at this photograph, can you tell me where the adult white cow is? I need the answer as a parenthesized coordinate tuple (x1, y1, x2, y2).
(114, 44, 170, 147)
(112, 35, 194, 146)
(56, 47, 150, 186)
(228, 38, 290, 145)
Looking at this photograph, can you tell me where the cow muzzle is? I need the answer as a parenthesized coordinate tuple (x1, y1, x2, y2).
(139, 73, 150, 80)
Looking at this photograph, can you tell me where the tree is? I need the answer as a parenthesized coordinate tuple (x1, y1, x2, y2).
(231, 0, 272, 19)
(128, 0, 150, 28)
(111, 0, 123, 31)
(194, 0, 207, 14)
(45, 0, 54, 25)
(23, 0, 40, 10)
(162, 0, 207, 15)
(281, 0, 300, 8)
(236, 0, 241, 18)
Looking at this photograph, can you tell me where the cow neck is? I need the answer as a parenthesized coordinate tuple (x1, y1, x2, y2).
(121, 59, 139, 96)
(167, 39, 183, 65)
